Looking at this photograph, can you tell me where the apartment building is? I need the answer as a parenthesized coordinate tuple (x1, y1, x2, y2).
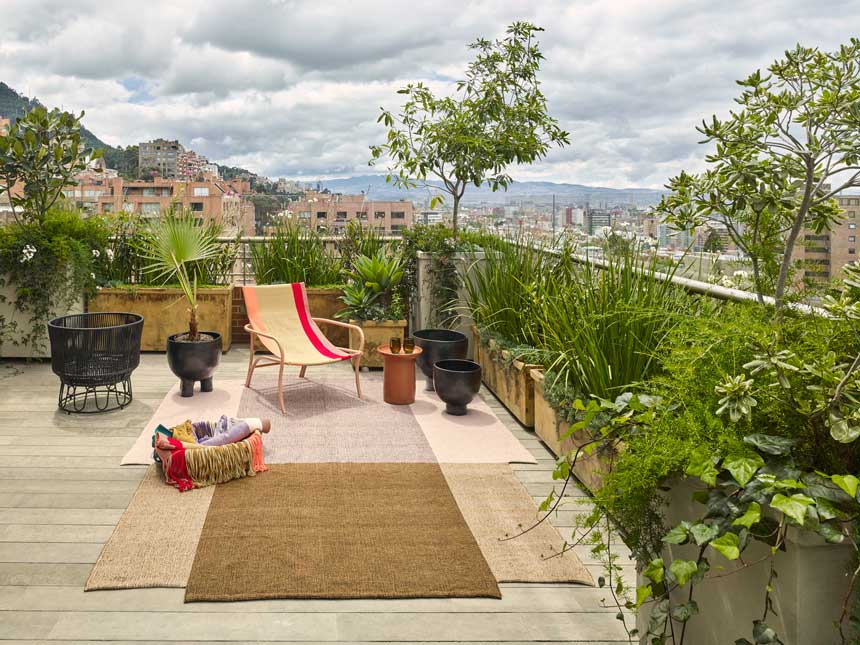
(61, 177, 255, 234)
(138, 139, 183, 178)
(0, 115, 9, 136)
(177, 149, 212, 179)
(286, 192, 414, 234)
(795, 194, 860, 283)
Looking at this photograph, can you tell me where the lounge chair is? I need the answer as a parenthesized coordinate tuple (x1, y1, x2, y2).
(242, 283, 364, 413)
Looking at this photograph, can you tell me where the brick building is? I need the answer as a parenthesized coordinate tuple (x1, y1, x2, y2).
(285, 192, 414, 234)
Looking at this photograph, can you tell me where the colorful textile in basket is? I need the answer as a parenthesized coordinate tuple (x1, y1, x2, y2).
(154, 425, 267, 491)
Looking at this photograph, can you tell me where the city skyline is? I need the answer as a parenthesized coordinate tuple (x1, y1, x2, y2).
(2, 1, 859, 188)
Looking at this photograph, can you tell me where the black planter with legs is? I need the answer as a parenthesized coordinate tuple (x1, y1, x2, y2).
(166, 331, 222, 397)
(433, 359, 482, 416)
(413, 328, 468, 391)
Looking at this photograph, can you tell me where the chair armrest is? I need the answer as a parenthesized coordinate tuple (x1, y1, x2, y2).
(313, 318, 364, 354)
(244, 323, 285, 359)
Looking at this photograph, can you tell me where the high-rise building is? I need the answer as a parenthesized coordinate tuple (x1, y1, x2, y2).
(584, 208, 612, 235)
(795, 194, 860, 283)
(138, 139, 183, 178)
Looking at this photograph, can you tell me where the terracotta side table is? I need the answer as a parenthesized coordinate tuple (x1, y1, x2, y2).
(377, 345, 423, 405)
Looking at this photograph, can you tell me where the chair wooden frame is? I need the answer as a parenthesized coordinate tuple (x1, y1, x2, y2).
(244, 318, 364, 414)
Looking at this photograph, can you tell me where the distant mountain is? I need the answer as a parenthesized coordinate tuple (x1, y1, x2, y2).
(0, 82, 258, 181)
(317, 175, 666, 207)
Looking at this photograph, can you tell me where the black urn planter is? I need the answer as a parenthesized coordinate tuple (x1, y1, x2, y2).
(413, 328, 468, 391)
(433, 359, 482, 416)
(166, 331, 222, 397)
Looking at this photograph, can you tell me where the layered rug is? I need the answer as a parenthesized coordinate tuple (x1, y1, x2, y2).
(98, 367, 589, 599)
(185, 463, 501, 601)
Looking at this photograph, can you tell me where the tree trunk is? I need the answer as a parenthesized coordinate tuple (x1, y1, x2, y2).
(189, 307, 199, 341)
(750, 256, 766, 306)
(451, 194, 460, 232)
(774, 164, 814, 313)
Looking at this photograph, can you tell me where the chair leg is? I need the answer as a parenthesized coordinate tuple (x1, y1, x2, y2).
(353, 355, 362, 399)
(277, 361, 286, 414)
(245, 335, 256, 387)
(299, 365, 307, 378)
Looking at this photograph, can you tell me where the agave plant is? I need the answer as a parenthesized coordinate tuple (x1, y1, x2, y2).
(138, 213, 221, 341)
(337, 250, 404, 321)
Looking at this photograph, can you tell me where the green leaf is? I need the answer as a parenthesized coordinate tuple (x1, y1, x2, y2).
(743, 434, 796, 456)
(663, 522, 690, 545)
(723, 454, 765, 487)
(642, 558, 665, 584)
(671, 600, 699, 622)
(689, 522, 721, 545)
(831, 474, 860, 498)
(732, 502, 762, 529)
(669, 559, 699, 586)
(771, 493, 814, 525)
(635, 584, 652, 607)
(710, 532, 741, 560)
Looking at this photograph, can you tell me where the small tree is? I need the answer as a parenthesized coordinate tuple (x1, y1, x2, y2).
(369, 22, 569, 231)
(656, 40, 860, 309)
(0, 106, 100, 225)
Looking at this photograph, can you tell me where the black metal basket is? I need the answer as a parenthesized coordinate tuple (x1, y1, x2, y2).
(48, 312, 144, 413)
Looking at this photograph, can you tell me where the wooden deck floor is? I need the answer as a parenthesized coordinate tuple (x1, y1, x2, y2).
(0, 350, 633, 644)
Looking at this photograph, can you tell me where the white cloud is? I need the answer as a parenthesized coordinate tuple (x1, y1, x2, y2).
(1, 0, 859, 188)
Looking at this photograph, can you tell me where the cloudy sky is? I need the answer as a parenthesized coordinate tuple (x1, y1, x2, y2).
(2, 0, 859, 188)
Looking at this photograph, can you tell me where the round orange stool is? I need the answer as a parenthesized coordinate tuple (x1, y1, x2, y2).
(377, 345, 423, 405)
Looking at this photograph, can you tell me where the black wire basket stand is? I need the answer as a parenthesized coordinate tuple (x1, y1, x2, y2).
(48, 312, 144, 413)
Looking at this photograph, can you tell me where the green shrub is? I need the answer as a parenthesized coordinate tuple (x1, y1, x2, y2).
(250, 224, 342, 286)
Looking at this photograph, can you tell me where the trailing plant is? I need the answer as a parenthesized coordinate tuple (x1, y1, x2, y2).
(0, 208, 111, 353)
(137, 213, 222, 341)
(249, 223, 342, 286)
(337, 250, 405, 322)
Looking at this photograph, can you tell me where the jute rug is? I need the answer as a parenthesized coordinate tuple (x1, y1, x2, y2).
(85, 465, 214, 590)
(241, 373, 437, 463)
(121, 381, 244, 465)
(184, 463, 501, 601)
(441, 464, 594, 585)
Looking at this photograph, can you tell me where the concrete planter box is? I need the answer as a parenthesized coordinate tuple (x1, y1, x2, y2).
(472, 326, 539, 428)
(307, 287, 348, 347)
(89, 287, 233, 352)
(349, 319, 407, 368)
(414, 251, 484, 358)
(0, 280, 83, 358)
(530, 368, 616, 492)
(636, 478, 856, 644)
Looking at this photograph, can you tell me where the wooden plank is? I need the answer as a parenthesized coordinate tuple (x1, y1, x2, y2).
(0, 509, 123, 525)
(0, 492, 134, 509)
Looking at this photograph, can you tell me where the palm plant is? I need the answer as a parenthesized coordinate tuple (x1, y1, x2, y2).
(138, 214, 221, 341)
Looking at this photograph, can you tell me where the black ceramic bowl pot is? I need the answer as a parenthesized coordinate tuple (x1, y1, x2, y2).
(166, 331, 222, 397)
(413, 329, 468, 391)
(433, 359, 482, 416)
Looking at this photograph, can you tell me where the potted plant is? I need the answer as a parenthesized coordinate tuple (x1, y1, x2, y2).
(337, 250, 406, 368)
(138, 214, 223, 396)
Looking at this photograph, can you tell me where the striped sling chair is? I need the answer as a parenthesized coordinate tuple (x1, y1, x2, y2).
(242, 283, 364, 413)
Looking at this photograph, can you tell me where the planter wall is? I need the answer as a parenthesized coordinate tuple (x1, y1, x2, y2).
(0, 280, 83, 358)
(349, 319, 407, 368)
(531, 369, 615, 492)
(636, 478, 856, 644)
(88, 287, 233, 352)
(414, 251, 484, 358)
(232, 286, 348, 348)
(472, 326, 539, 427)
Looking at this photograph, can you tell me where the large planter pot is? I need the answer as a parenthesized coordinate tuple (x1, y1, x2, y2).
(0, 279, 83, 358)
(472, 326, 539, 428)
(413, 328, 469, 391)
(307, 287, 348, 347)
(89, 287, 233, 352)
(530, 369, 616, 492)
(433, 359, 482, 415)
(636, 478, 856, 644)
(166, 331, 222, 397)
(349, 319, 407, 368)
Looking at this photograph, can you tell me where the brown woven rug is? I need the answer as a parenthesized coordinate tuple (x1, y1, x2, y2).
(185, 463, 501, 601)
